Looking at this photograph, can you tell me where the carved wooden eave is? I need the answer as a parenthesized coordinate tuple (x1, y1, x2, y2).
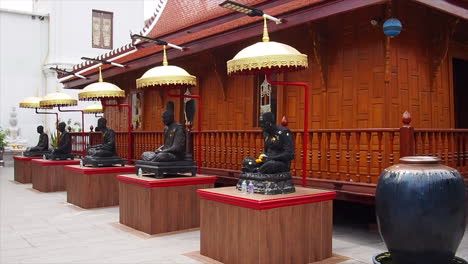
(308, 23, 327, 92)
(208, 51, 228, 101)
(430, 17, 459, 91)
(411, 0, 468, 21)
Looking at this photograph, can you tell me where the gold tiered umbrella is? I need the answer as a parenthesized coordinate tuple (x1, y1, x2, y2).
(135, 45, 202, 172)
(19, 92, 57, 136)
(39, 89, 77, 108)
(79, 68, 125, 101)
(78, 67, 130, 163)
(19, 96, 51, 109)
(226, 16, 310, 187)
(40, 87, 85, 155)
(83, 102, 103, 114)
(227, 17, 308, 75)
(136, 46, 197, 89)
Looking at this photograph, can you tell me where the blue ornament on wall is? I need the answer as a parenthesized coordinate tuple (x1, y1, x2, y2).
(383, 18, 402, 37)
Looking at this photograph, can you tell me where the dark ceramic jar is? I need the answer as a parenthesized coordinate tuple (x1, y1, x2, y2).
(376, 156, 466, 264)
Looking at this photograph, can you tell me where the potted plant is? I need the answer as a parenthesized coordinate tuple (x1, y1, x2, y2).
(49, 130, 58, 148)
(0, 127, 8, 166)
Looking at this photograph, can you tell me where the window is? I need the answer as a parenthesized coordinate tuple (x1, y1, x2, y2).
(253, 74, 277, 127)
(92, 10, 113, 49)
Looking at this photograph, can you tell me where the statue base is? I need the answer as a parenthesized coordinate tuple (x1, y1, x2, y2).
(236, 172, 296, 195)
(23, 151, 50, 157)
(135, 159, 197, 178)
(46, 153, 74, 160)
(82, 156, 125, 167)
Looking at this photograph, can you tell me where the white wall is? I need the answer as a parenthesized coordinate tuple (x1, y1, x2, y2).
(0, 10, 49, 145)
(0, 1, 144, 147)
(36, 0, 144, 65)
(36, 0, 144, 134)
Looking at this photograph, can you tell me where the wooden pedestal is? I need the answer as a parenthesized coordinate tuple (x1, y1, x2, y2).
(198, 187, 336, 264)
(117, 174, 217, 235)
(30, 159, 80, 192)
(64, 165, 135, 209)
(13, 156, 41, 183)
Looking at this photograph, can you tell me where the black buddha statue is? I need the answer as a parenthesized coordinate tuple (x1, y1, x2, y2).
(141, 107, 185, 162)
(237, 112, 296, 194)
(136, 101, 196, 178)
(23, 126, 49, 157)
(82, 117, 125, 167)
(46, 122, 74, 160)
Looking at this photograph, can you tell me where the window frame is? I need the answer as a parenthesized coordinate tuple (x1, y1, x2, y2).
(92, 9, 113, 50)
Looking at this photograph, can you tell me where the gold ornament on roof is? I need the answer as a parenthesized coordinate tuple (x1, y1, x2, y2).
(79, 67, 125, 100)
(136, 45, 197, 89)
(227, 16, 308, 75)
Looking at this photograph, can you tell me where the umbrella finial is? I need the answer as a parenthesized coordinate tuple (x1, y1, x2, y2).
(262, 15, 270, 42)
(98, 67, 103, 82)
(163, 45, 168, 66)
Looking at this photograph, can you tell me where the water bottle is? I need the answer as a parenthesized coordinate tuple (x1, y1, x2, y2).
(137, 168, 143, 177)
(79, 160, 83, 168)
(248, 181, 254, 194)
(42, 154, 46, 160)
(241, 180, 247, 194)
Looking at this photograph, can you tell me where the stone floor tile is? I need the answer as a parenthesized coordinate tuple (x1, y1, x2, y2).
(2, 165, 468, 264)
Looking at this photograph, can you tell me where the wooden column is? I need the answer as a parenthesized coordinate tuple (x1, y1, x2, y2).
(118, 174, 216, 235)
(30, 159, 80, 192)
(198, 187, 336, 264)
(64, 165, 135, 209)
(13, 156, 41, 183)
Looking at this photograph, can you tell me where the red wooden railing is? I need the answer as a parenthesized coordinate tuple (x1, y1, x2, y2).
(414, 129, 468, 176)
(69, 112, 468, 200)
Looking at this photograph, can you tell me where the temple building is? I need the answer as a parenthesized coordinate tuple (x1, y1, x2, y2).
(60, 0, 468, 202)
(1, 1, 468, 263)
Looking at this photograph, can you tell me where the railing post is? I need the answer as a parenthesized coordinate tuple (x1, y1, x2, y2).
(400, 111, 415, 158)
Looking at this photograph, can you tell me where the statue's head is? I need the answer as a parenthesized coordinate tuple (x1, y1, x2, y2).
(162, 101, 175, 126)
(162, 111, 174, 126)
(58, 122, 66, 132)
(37, 125, 44, 134)
(95, 118, 107, 132)
(260, 112, 275, 133)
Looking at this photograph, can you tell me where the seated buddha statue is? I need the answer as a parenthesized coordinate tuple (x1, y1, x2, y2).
(82, 117, 125, 167)
(24, 125, 49, 157)
(136, 101, 196, 178)
(46, 122, 74, 160)
(237, 112, 296, 194)
(141, 103, 185, 162)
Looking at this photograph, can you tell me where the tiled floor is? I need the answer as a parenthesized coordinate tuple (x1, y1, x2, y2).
(1, 164, 467, 264)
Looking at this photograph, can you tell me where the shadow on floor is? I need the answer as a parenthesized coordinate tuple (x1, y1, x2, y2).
(333, 200, 377, 229)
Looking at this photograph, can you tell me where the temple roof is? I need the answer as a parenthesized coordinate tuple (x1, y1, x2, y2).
(60, 0, 468, 87)
(60, 0, 328, 84)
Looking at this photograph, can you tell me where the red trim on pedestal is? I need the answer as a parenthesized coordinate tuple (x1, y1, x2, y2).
(117, 175, 217, 188)
(13, 156, 42, 161)
(64, 165, 135, 174)
(197, 190, 336, 210)
(31, 159, 80, 166)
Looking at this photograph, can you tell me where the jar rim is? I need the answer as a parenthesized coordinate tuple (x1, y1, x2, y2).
(399, 156, 440, 164)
